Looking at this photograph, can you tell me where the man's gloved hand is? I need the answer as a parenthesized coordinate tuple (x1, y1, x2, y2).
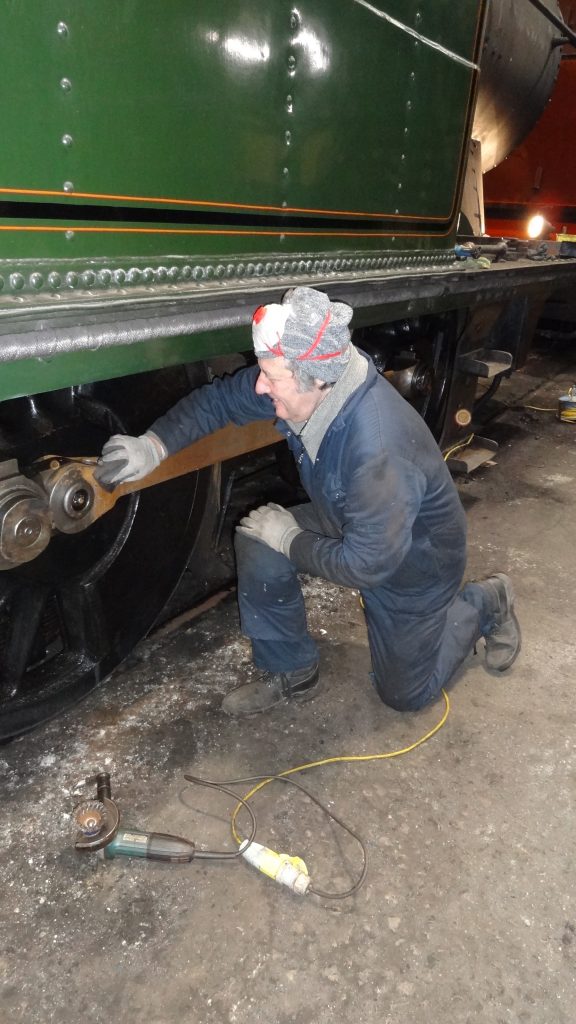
(94, 432, 167, 490)
(236, 502, 302, 556)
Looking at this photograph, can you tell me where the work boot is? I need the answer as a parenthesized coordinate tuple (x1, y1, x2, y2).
(479, 573, 521, 672)
(222, 663, 320, 716)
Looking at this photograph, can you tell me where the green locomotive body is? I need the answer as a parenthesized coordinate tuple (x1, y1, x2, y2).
(1, 1, 574, 735)
(0, 0, 482, 401)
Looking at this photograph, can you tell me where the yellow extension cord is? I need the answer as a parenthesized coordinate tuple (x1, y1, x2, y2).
(231, 687, 450, 844)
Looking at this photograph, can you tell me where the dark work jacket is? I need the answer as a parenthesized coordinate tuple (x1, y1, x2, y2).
(151, 359, 467, 611)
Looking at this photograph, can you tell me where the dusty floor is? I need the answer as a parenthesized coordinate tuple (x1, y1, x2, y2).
(1, 345, 575, 1024)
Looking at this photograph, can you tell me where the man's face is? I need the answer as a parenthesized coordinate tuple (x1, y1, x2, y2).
(255, 357, 326, 422)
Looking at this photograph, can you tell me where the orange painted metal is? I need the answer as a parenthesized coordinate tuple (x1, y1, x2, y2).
(129, 420, 281, 493)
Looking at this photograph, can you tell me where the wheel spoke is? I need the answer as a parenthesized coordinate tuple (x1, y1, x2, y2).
(57, 582, 109, 662)
(0, 581, 49, 698)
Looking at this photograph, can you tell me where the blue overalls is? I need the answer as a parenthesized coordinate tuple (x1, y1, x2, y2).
(152, 359, 493, 711)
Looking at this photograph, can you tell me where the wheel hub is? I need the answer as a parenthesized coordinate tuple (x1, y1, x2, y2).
(0, 460, 52, 568)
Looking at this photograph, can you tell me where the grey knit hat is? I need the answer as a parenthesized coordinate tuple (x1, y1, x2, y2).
(252, 286, 354, 383)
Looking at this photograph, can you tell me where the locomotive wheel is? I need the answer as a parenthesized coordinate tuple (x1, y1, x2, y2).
(0, 367, 218, 740)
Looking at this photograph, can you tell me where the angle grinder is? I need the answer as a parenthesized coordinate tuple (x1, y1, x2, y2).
(73, 771, 196, 862)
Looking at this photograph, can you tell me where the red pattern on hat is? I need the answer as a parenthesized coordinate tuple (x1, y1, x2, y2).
(296, 310, 343, 363)
(263, 337, 285, 357)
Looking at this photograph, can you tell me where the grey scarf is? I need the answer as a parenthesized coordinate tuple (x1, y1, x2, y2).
(287, 346, 368, 463)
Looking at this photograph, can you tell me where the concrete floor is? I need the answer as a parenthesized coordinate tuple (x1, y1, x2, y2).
(1, 345, 575, 1024)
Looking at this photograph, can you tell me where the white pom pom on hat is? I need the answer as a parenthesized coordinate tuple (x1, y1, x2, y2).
(252, 302, 293, 357)
(251, 287, 354, 383)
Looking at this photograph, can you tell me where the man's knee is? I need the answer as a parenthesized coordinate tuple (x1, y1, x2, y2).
(234, 530, 291, 578)
(370, 671, 438, 713)
(234, 532, 302, 612)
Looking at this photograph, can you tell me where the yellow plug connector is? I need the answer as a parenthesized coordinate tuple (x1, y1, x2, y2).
(239, 840, 311, 895)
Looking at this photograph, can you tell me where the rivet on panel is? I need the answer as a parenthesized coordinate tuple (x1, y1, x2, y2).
(290, 10, 301, 31)
(114, 269, 126, 285)
(81, 270, 96, 288)
(286, 94, 293, 114)
(236, 263, 246, 277)
(57, 22, 69, 37)
(63, 181, 74, 193)
(282, 167, 289, 177)
(246, 263, 255, 276)
(287, 54, 297, 75)
(204, 265, 215, 280)
(156, 266, 168, 281)
(47, 272, 61, 289)
(61, 134, 73, 147)
(255, 263, 265, 276)
(60, 78, 72, 92)
(10, 273, 25, 291)
(142, 268, 155, 284)
(29, 273, 44, 290)
(181, 265, 192, 280)
(193, 266, 205, 281)
(226, 264, 235, 278)
(127, 268, 141, 285)
(215, 265, 226, 278)
(285, 130, 292, 146)
(168, 266, 180, 281)
(65, 230, 74, 240)
(65, 271, 79, 288)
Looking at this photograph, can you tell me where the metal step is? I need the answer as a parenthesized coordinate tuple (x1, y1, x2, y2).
(457, 348, 513, 378)
(446, 436, 498, 474)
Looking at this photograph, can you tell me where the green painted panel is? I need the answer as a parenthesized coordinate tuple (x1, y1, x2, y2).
(0, 1, 482, 232)
(0, 0, 485, 389)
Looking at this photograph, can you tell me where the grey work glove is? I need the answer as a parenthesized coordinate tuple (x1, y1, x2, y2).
(94, 432, 167, 490)
(236, 502, 302, 556)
